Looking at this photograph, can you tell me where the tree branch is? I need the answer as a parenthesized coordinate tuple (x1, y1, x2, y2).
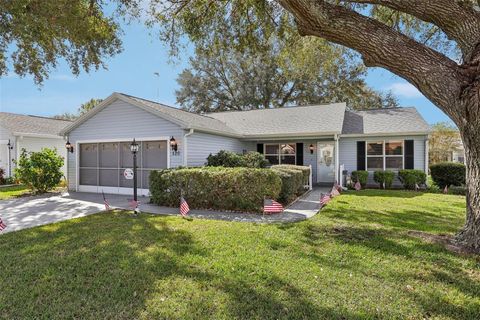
(344, 0, 480, 62)
(278, 0, 467, 122)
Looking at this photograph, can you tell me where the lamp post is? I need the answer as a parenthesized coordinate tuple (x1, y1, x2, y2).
(130, 138, 139, 213)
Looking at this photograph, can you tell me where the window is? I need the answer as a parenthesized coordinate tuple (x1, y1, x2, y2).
(265, 143, 296, 165)
(366, 140, 404, 171)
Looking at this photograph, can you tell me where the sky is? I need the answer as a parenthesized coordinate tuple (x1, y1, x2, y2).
(0, 19, 452, 125)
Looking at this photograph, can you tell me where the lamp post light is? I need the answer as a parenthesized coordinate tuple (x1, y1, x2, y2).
(130, 138, 139, 214)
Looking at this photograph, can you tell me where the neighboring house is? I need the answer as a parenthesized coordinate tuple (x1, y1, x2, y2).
(60, 92, 430, 195)
(0, 112, 71, 178)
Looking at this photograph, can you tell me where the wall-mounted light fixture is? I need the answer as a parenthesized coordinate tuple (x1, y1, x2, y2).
(65, 140, 74, 153)
(7, 139, 13, 150)
(309, 144, 314, 154)
(170, 136, 179, 155)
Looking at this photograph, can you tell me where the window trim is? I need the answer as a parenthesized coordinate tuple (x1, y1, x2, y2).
(264, 143, 296, 165)
(365, 140, 405, 171)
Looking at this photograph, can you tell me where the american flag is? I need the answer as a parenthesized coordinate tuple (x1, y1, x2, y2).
(354, 181, 362, 191)
(263, 198, 284, 214)
(0, 218, 6, 232)
(334, 181, 342, 192)
(180, 197, 190, 216)
(102, 191, 111, 211)
(129, 199, 139, 210)
(320, 193, 331, 207)
(330, 186, 340, 197)
(443, 185, 449, 194)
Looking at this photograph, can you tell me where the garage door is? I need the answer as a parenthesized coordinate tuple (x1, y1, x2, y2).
(78, 140, 168, 195)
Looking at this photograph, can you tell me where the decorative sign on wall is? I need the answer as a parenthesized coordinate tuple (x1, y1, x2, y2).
(123, 168, 134, 180)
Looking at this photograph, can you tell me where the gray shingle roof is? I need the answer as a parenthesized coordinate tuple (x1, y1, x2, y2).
(0, 112, 72, 136)
(342, 108, 430, 135)
(207, 103, 347, 137)
(121, 94, 242, 136)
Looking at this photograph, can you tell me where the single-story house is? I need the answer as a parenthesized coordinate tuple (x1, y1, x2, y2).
(60, 92, 431, 195)
(0, 112, 71, 178)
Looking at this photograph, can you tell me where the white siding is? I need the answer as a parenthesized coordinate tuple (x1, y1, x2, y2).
(187, 131, 249, 166)
(16, 136, 67, 177)
(0, 126, 14, 177)
(67, 99, 185, 190)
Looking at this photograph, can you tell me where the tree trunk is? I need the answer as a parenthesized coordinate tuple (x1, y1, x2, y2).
(456, 99, 480, 252)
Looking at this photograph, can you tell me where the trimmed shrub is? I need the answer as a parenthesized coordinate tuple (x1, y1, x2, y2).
(447, 186, 467, 195)
(430, 162, 466, 188)
(351, 170, 368, 188)
(272, 164, 310, 186)
(0, 168, 5, 185)
(242, 151, 270, 168)
(149, 167, 281, 213)
(14, 148, 63, 193)
(398, 169, 426, 190)
(373, 170, 395, 189)
(206, 150, 244, 167)
(206, 150, 269, 168)
(271, 167, 304, 203)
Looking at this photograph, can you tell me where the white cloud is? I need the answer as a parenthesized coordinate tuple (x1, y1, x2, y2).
(387, 82, 423, 99)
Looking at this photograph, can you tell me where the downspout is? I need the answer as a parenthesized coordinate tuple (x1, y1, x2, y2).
(334, 133, 340, 184)
(183, 129, 194, 167)
(425, 136, 429, 175)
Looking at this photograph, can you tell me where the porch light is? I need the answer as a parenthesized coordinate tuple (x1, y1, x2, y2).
(7, 139, 13, 150)
(130, 138, 139, 154)
(309, 144, 314, 154)
(170, 136, 178, 152)
(65, 140, 74, 153)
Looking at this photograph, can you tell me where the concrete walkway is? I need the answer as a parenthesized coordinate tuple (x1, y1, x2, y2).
(0, 187, 329, 233)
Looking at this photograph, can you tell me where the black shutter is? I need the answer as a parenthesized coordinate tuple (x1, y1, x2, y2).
(405, 140, 414, 169)
(296, 143, 304, 165)
(257, 143, 264, 154)
(357, 141, 366, 170)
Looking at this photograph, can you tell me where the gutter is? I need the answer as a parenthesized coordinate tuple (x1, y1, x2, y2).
(183, 129, 194, 166)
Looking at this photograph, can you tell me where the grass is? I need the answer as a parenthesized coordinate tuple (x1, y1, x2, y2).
(1, 190, 479, 319)
(0, 185, 30, 200)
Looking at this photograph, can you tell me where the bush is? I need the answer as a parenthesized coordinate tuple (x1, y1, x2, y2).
(14, 148, 64, 193)
(447, 186, 467, 195)
(272, 164, 310, 186)
(206, 150, 269, 168)
(242, 151, 269, 168)
(398, 169, 426, 190)
(0, 168, 5, 185)
(373, 170, 395, 189)
(149, 167, 281, 213)
(430, 162, 466, 188)
(351, 170, 368, 188)
(271, 167, 304, 203)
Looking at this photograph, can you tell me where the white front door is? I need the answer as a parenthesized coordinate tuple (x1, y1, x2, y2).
(317, 141, 335, 184)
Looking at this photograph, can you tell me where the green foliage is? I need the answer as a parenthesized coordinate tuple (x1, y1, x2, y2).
(149, 167, 281, 212)
(206, 150, 268, 168)
(55, 98, 103, 120)
(429, 122, 462, 165)
(373, 170, 395, 189)
(430, 162, 466, 188)
(272, 164, 311, 186)
(398, 170, 427, 190)
(14, 148, 64, 193)
(271, 167, 305, 204)
(351, 170, 369, 188)
(0, 168, 5, 185)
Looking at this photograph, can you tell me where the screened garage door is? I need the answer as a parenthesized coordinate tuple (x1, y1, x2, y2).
(78, 140, 168, 194)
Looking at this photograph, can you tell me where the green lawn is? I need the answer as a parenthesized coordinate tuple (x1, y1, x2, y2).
(0, 185, 30, 200)
(1, 190, 479, 319)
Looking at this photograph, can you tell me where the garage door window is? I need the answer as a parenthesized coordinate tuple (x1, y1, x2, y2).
(79, 140, 167, 189)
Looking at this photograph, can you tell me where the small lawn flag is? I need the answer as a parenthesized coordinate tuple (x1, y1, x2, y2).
(334, 181, 342, 192)
(263, 198, 284, 214)
(354, 181, 362, 191)
(102, 191, 111, 211)
(443, 185, 449, 194)
(129, 199, 140, 214)
(330, 186, 340, 197)
(320, 193, 331, 207)
(180, 197, 190, 217)
(415, 183, 420, 192)
(0, 218, 6, 232)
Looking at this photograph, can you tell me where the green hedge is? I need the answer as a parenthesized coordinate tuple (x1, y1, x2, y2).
(373, 170, 395, 189)
(398, 169, 426, 189)
(206, 150, 269, 168)
(149, 167, 281, 213)
(430, 162, 466, 188)
(271, 167, 304, 204)
(271, 164, 310, 186)
(351, 170, 368, 188)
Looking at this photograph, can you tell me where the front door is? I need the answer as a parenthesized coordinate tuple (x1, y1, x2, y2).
(317, 141, 335, 184)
